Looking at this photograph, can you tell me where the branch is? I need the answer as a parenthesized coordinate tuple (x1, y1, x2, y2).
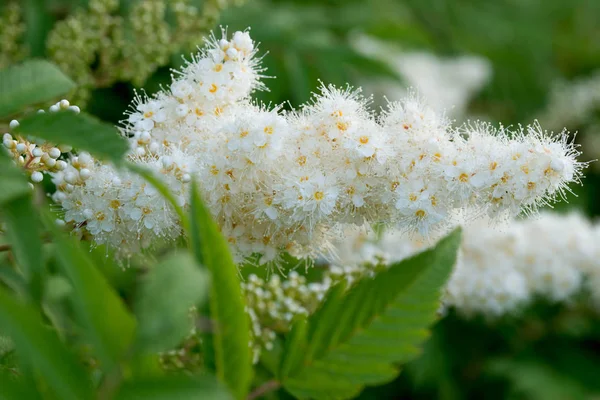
(0, 244, 11, 253)
(247, 380, 281, 400)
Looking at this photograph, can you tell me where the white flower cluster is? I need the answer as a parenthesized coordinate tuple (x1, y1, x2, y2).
(40, 28, 583, 262)
(3, 99, 80, 184)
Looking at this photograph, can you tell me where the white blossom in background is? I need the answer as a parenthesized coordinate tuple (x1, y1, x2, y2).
(353, 34, 492, 116)
(7, 28, 584, 263)
(536, 71, 600, 172)
(537, 70, 600, 131)
(327, 212, 600, 317)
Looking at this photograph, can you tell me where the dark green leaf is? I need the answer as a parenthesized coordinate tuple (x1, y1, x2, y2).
(115, 375, 233, 400)
(2, 195, 44, 302)
(0, 152, 31, 205)
(0, 372, 41, 400)
(135, 251, 209, 353)
(15, 111, 128, 164)
(0, 288, 93, 400)
(281, 229, 462, 399)
(188, 180, 252, 400)
(43, 213, 136, 370)
(0, 60, 74, 119)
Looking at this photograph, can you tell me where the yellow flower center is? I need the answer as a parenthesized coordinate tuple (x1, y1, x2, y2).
(314, 191, 324, 201)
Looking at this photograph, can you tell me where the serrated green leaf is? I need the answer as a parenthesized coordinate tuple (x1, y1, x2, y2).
(2, 195, 44, 302)
(114, 375, 233, 400)
(0, 288, 93, 400)
(188, 180, 252, 400)
(134, 251, 209, 353)
(0, 152, 31, 205)
(43, 213, 136, 370)
(281, 229, 461, 399)
(0, 60, 74, 119)
(14, 111, 128, 163)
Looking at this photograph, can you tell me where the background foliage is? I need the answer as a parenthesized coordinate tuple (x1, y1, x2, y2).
(1, 0, 600, 399)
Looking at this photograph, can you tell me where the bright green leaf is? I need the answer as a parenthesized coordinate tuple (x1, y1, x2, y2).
(188, 180, 252, 400)
(115, 375, 233, 400)
(43, 213, 136, 370)
(135, 251, 209, 353)
(281, 229, 462, 399)
(0, 288, 93, 400)
(15, 111, 128, 163)
(0, 60, 74, 119)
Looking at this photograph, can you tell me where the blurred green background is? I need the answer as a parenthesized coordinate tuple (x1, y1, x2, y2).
(2, 0, 600, 398)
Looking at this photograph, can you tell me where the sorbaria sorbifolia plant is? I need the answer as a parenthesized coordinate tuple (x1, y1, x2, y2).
(0, 28, 587, 400)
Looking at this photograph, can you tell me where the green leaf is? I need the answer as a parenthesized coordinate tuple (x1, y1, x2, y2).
(487, 358, 588, 400)
(0, 288, 93, 400)
(14, 111, 128, 164)
(0, 152, 31, 205)
(0, 372, 42, 400)
(115, 375, 233, 400)
(188, 180, 252, 400)
(43, 213, 136, 370)
(23, 0, 53, 58)
(280, 229, 462, 400)
(134, 251, 209, 353)
(2, 195, 44, 302)
(0, 60, 74, 119)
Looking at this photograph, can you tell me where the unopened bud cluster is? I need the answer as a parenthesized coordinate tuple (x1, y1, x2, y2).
(243, 272, 330, 362)
(0, 2, 26, 68)
(42, 0, 240, 104)
(39, 29, 584, 263)
(3, 100, 80, 184)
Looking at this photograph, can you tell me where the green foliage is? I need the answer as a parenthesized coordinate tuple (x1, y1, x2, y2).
(276, 229, 461, 399)
(134, 252, 209, 354)
(0, 287, 95, 400)
(0, 59, 74, 119)
(2, 195, 44, 302)
(114, 375, 233, 400)
(0, 120, 234, 397)
(15, 111, 128, 163)
(0, 151, 32, 208)
(43, 212, 137, 370)
(189, 180, 253, 399)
